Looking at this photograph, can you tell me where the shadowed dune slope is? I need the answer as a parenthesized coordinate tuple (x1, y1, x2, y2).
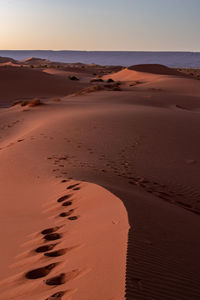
(128, 64, 184, 76)
(0, 66, 88, 106)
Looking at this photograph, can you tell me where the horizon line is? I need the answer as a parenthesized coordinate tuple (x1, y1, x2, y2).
(1, 49, 200, 53)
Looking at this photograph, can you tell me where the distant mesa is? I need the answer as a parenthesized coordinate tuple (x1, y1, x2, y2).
(22, 57, 51, 65)
(0, 56, 18, 64)
(128, 64, 183, 76)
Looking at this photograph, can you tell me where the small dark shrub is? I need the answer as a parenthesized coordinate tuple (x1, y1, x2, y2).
(29, 98, 42, 107)
(90, 78, 104, 83)
(107, 78, 114, 83)
(21, 100, 29, 106)
(68, 75, 79, 81)
(52, 98, 61, 102)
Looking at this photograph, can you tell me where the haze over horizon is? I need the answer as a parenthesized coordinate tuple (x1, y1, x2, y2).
(0, 0, 200, 51)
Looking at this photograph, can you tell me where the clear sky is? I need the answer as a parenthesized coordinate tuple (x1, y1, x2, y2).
(0, 0, 200, 51)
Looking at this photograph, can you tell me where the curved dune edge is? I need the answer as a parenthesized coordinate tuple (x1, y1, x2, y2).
(0, 179, 130, 300)
(103, 68, 167, 83)
(103, 68, 200, 97)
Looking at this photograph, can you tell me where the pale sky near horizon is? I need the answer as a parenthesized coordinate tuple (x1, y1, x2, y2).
(0, 0, 200, 51)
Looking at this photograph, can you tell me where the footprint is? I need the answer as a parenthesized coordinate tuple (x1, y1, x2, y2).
(62, 201, 73, 207)
(67, 184, 79, 190)
(57, 195, 71, 203)
(25, 263, 57, 279)
(68, 216, 79, 221)
(73, 187, 80, 191)
(59, 209, 74, 218)
(158, 191, 170, 197)
(129, 181, 136, 185)
(45, 291, 65, 300)
(129, 277, 143, 290)
(35, 243, 58, 253)
(45, 269, 80, 286)
(41, 227, 60, 235)
(44, 233, 62, 241)
(45, 273, 66, 286)
(176, 201, 192, 209)
(44, 249, 67, 257)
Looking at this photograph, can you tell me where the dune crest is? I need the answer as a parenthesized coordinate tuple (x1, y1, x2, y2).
(0, 176, 129, 299)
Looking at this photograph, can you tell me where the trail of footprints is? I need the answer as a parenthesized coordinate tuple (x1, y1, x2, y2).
(21, 181, 81, 300)
(50, 152, 200, 215)
(46, 131, 200, 217)
(14, 130, 199, 216)
(49, 150, 200, 215)
(47, 136, 140, 178)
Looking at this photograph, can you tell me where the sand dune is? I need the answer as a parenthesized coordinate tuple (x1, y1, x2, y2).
(43, 68, 91, 83)
(0, 60, 122, 107)
(0, 63, 200, 299)
(104, 67, 200, 99)
(0, 66, 89, 106)
(128, 63, 184, 76)
(0, 103, 129, 300)
(103, 67, 164, 83)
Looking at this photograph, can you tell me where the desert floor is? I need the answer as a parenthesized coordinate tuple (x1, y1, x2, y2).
(0, 61, 200, 300)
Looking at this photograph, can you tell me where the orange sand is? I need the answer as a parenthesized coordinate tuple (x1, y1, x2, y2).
(0, 62, 200, 300)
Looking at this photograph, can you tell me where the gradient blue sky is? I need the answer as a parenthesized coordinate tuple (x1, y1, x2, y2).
(0, 0, 200, 50)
